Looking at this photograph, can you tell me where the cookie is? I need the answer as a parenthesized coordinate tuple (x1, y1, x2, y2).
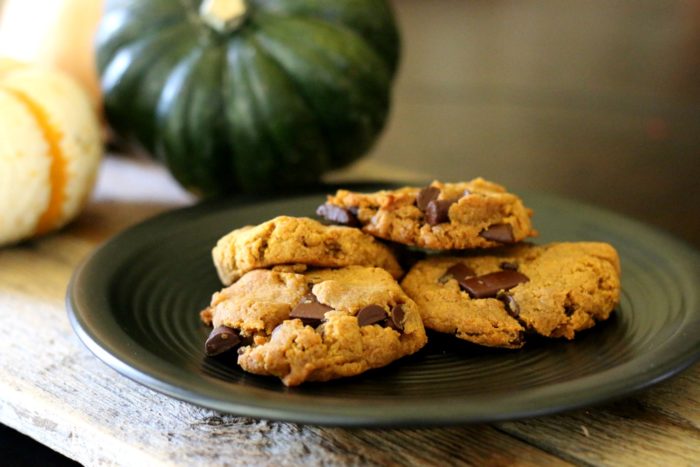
(316, 179, 536, 250)
(211, 216, 403, 285)
(400, 242, 620, 348)
(202, 266, 427, 386)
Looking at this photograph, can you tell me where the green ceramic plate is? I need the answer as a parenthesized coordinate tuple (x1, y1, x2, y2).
(67, 187, 700, 427)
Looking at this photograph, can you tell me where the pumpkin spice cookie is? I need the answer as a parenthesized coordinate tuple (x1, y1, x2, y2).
(316, 179, 536, 250)
(201, 266, 427, 386)
(211, 216, 402, 285)
(400, 242, 620, 348)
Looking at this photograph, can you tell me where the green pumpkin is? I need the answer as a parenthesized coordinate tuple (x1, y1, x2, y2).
(97, 0, 400, 195)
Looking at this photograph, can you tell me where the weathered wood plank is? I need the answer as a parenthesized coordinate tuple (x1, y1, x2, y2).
(496, 367, 700, 467)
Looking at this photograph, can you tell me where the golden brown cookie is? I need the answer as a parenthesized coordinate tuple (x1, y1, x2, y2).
(400, 242, 620, 348)
(211, 216, 403, 285)
(316, 179, 536, 250)
(202, 266, 427, 386)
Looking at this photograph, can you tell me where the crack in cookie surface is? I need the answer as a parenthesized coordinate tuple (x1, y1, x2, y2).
(317, 179, 537, 250)
(401, 242, 620, 348)
(203, 266, 427, 386)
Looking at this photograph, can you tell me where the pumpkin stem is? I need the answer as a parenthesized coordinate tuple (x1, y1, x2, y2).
(200, 0, 248, 33)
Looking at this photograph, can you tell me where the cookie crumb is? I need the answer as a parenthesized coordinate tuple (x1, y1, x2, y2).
(580, 425, 590, 437)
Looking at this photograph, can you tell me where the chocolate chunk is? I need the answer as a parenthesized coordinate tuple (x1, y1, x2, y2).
(446, 263, 476, 281)
(316, 203, 358, 227)
(479, 224, 515, 243)
(290, 294, 333, 326)
(239, 334, 254, 346)
(499, 261, 518, 270)
(459, 270, 529, 298)
(356, 305, 387, 326)
(416, 186, 440, 211)
(439, 262, 476, 285)
(387, 304, 406, 331)
(425, 199, 455, 226)
(564, 305, 576, 317)
(205, 326, 241, 356)
(497, 290, 520, 318)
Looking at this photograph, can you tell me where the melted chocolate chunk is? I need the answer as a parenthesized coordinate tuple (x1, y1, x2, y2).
(387, 304, 406, 331)
(425, 199, 455, 226)
(439, 262, 476, 285)
(290, 294, 333, 326)
(205, 326, 241, 356)
(446, 263, 476, 281)
(356, 305, 387, 326)
(416, 186, 440, 211)
(459, 270, 529, 298)
(316, 203, 359, 227)
(497, 290, 520, 318)
(479, 224, 515, 243)
(499, 261, 518, 271)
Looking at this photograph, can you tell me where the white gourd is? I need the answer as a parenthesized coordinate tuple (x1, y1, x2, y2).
(0, 60, 102, 246)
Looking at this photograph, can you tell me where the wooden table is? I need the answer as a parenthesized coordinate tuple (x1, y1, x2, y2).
(2, 0, 700, 465)
(1, 156, 698, 466)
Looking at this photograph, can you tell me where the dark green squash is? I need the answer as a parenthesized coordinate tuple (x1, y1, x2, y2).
(97, 0, 400, 195)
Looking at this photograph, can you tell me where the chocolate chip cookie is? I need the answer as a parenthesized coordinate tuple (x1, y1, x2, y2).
(212, 216, 403, 285)
(400, 242, 620, 348)
(316, 179, 536, 250)
(201, 266, 427, 386)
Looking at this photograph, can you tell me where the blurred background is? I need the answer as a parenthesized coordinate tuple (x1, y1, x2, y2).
(377, 0, 700, 247)
(1, 0, 699, 244)
(0, 0, 699, 463)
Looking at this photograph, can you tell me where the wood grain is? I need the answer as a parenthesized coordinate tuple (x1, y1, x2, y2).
(0, 156, 698, 466)
(3, 0, 700, 461)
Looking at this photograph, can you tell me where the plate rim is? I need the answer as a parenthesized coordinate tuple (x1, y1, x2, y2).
(66, 188, 700, 427)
